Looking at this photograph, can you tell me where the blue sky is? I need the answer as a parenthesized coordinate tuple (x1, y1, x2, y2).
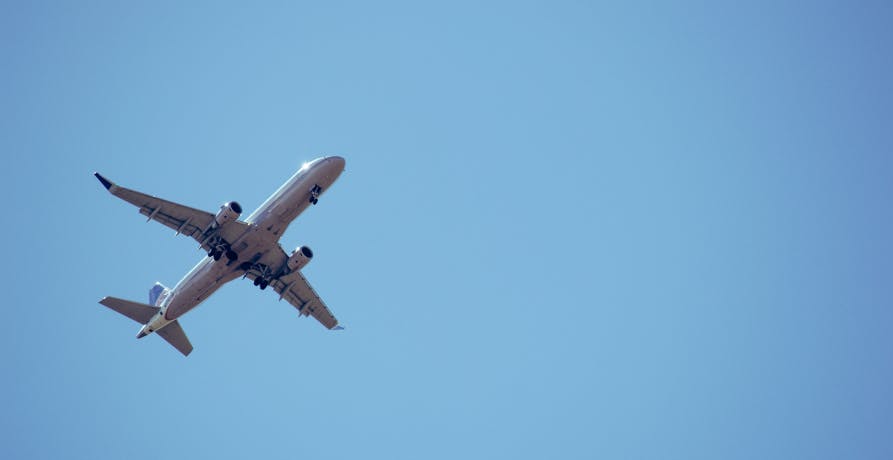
(3, 1, 893, 459)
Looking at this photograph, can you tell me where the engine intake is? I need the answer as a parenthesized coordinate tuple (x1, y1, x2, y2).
(214, 201, 242, 227)
(287, 246, 314, 272)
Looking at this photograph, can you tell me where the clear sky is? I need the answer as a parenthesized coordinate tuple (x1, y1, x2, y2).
(3, 1, 892, 459)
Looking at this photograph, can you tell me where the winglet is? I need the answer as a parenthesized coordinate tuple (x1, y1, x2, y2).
(94, 172, 114, 190)
(333, 325, 345, 331)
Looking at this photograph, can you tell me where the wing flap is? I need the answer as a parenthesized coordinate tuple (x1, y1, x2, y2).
(138, 206, 208, 239)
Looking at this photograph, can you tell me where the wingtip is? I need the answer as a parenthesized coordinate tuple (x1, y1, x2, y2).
(94, 172, 114, 190)
(333, 325, 345, 331)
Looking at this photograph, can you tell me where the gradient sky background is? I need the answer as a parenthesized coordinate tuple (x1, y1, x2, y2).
(3, 1, 893, 459)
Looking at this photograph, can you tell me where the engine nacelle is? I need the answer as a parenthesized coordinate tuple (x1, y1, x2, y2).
(214, 201, 242, 227)
(287, 246, 314, 272)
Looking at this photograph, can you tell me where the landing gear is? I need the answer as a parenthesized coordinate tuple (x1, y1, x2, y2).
(246, 263, 273, 291)
(309, 184, 322, 205)
(206, 235, 238, 263)
(209, 248, 237, 261)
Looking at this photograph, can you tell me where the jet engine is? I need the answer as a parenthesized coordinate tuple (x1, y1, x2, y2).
(214, 201, 242, 227)
(287, 246, 314, 271)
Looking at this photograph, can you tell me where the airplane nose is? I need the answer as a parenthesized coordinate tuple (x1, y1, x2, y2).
(327, 156, 346, 171)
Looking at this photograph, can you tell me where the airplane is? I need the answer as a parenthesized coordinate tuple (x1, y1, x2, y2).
(94, 156, 346, 356)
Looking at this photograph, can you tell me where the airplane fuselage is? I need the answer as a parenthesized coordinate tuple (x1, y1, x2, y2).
(138, 156, 345, 337)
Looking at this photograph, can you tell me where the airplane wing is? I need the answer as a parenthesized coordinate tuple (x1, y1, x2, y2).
(244, 248, 339, 329)
(272, 270, 339, 329)
(94, 173, 250, 250)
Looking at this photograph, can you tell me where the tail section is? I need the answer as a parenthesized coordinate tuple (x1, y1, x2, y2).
(100, 296, 159, 323)
(155, 321, 193, 356)
(98, 296, 193, 356)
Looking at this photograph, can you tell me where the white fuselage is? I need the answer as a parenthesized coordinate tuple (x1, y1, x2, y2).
(139, 156, 345, 336)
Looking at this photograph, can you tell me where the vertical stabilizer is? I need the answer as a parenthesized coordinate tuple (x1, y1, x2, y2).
(149, 282, 171, 306)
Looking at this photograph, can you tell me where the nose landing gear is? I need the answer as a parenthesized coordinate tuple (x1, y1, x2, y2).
(309, 184, 322, 205)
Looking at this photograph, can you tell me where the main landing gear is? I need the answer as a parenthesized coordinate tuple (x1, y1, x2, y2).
(207, 235, 238, 262)
(253, 277, 269, 290)
(241, 262, 273, 290)
(309, 184, 322, 205)
(208, 248, 238, 262)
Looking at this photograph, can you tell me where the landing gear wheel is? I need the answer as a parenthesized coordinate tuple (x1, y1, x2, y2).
(311, 198, 319, 205)
(212, 251, 222, 261)
(259, 280, 269, 290)
(225, 250, 238, 261)
(253, 277, 261, 286)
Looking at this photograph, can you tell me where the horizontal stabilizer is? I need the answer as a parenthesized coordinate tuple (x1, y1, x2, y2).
(99, 297, 159, 324)
(157, 321, 193, 356)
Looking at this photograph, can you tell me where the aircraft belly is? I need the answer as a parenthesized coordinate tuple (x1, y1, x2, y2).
(165, 259, 241, 319)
